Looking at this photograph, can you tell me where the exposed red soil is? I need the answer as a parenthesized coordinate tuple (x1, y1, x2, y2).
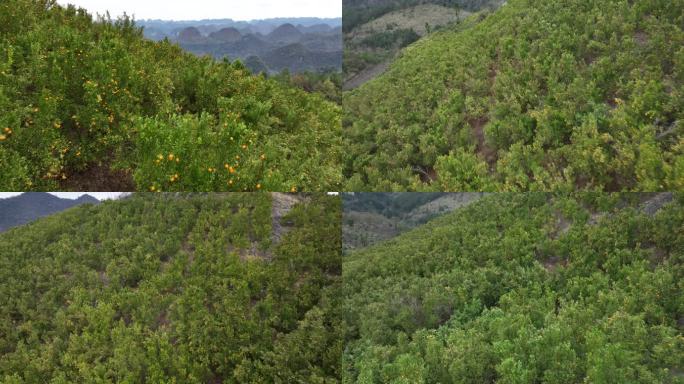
(468, 117, 497, 167)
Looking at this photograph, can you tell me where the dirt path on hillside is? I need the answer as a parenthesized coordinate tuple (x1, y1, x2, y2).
(344, 60, 392, 90)
(640, 193, 674, 216)
(271, 193, 305, 245)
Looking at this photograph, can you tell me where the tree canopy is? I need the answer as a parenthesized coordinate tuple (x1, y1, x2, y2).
(0, 193, 343, 383)
(0, 0, 341, 191)
(342, 193, 684, 382)
(343, 0, 684, 191)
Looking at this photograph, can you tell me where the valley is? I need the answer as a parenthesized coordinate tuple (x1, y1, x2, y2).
(342, 192, 483, 251)
(342, 0, 500, 88)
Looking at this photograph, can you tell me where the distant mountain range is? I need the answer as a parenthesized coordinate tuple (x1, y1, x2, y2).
(138, 18, 342, 74)
(0, 193, 100, 232)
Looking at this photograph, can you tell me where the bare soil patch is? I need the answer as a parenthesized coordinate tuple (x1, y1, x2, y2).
(60, 162, 135, 191)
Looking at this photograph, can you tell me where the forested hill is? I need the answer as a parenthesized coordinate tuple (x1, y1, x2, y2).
(344, 0, 684, 191)
(342, 192, 483, 251)
(0, 0, 341, 192)
(342, 193, 684, 382)
(0, 193, 344, 382)
(344, 192, 472, 217)
(342, 0, 498, 33)
(0, 192, 99, 232)
(342, 0, 501, 88)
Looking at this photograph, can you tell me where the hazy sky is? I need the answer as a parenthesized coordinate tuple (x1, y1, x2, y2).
(0, 193, 124, 200)
(55, 0, 341, 21)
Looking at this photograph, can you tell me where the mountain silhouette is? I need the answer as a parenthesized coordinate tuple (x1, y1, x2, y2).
(177, 26, 203, 42)
(139, 19, 341, 74)
(0, 193, 100, 232)
(266, 23, 303, 44)
(209, 27, 242, 42)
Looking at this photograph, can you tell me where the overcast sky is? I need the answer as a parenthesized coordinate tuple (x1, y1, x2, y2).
(55, 0, 341, 21)
(0, 193, 124, 200)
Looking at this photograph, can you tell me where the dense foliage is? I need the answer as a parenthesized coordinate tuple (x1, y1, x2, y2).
(360, 28, 421, 50)
(343, 0, 684, 191)
(273, 70, 343, 105)
(0, 0, 341, 191)
(0, 193, 343, 383)
(342, 193, 684, 383)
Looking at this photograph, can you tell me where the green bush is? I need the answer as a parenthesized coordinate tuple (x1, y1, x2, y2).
(434, 149, 496, 191)
(361, 29, 421, 49)
(0, 193, 343, 382)
(343, 193, 684, 383)
(343, 0, 684, 191)
(0, 0, 341, 191)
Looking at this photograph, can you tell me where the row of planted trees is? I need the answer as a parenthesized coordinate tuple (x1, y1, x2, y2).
(342, 193, 684, 383)
(344, 0, 684, 191)
(0, 193, 682, 382)
(0, 193, 343, 383)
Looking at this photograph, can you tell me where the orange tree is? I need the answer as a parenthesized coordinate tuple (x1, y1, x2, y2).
(0, 0, 341, 191)
(0, 193, 343, 382)
(343, 0, 684, 191)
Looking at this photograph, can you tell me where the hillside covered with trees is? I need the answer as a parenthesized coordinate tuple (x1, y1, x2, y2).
(342, 0, 501, 88)
(342, 0, 497, 34)
(342, 193, 684, 382)
(342, 192, 483, 251)
(344, 0, 684, 191)
(0, 193, 343, 383)
(0, 0, 341, 192)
